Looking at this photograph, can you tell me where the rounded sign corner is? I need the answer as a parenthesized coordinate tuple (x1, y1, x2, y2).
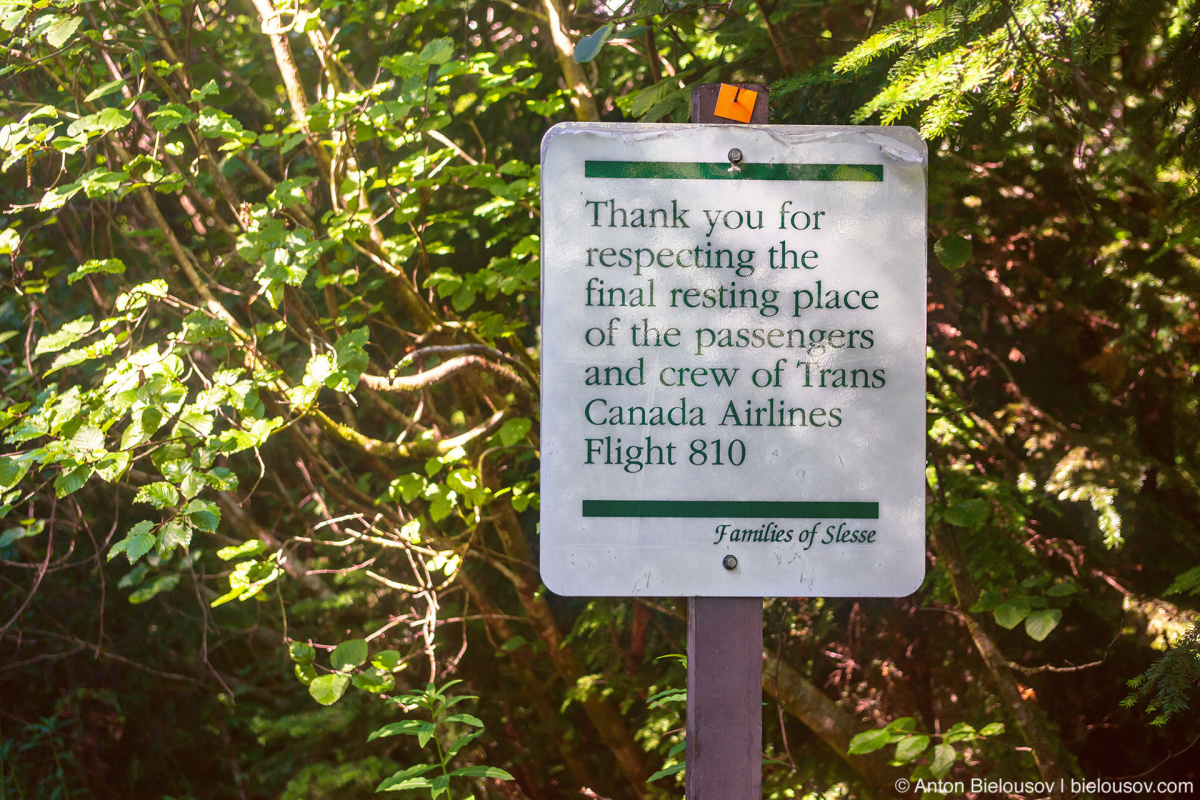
(539, 558, 577, 597)
(880, 126, 929, 165)
(540, 122, 579, 161)
(893, 565, 927, 599)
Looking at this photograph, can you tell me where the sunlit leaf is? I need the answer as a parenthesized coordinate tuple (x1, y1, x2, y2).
(308, 673, 350, 705)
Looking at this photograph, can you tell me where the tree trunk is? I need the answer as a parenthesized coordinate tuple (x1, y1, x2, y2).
(539, 0, 601, 121)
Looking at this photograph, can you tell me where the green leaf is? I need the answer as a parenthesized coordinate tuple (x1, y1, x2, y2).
(943, 722, 976, 744)
(993, 597, 1032, 629)
(847, 728, 892, 754)
(82, 107, 133, 135)
(54, 465, 92, 497)
(190, 80, 219, 102)
(934, 234, 972, 269)
(0, 228, 19, 255)
(443, 728, 484, 760)
(70, 425, 104, 453)
(351, 668, 395, 693)
(428, 493, 454, 522)
(211, 558, 282, 606)
(94, 451, 130, 483)
(943, 498, 988, 527)
(893, 734, 930, 763)
(217, 539, 267, 560)
(109, 520, 156, 563)
(179, 472, 205, 500)
(266, 175, 316, 209)
(35, 316, 94, 355)
(376, 765, 436, 790)
(414, 720, 437, 747)
(611, 25, 648, 40)
(979, 722, 1005, 737)
(117, 563, 149, 589)
(156, 520, 193, 556)
(970, 589, 1004, 613)
(377, 775, 434, 792)
(148, 104, 196, 133)
(574, 24, 613, 63)
(1024, 608, 1063, 641)
(203, 467, 238, 492)
(48, 334, 118, 374)
(444, 713, 484, 728)
(372, 650, 403, 671)
(1045, 580, 1079, 597)
(499, 635, 527, 653)
(294, 662, 317, 685)
(69, 258, 126, 284)
(289, 642, 316, 663)
(84, 79, 127, 103)
(134, 482, 180, 509)
(308, 673, 350, 705)
(647, 762, 685, 782)
(929, 743, 956, 778)
(376, 767, 439, 791)
(368, 720, 423, 741)
(44, 15, 83, 47)
(0, 519, 44, 549)
(418, 37, 454, 65)
(184, 499, 221, 532)
(80, 168, 127, 198)
(0, 455, 31, 491)
(330, 638, 368, 670)
(647, 687, 686, 707)
(449, 765, 514, 780)
(497, 417, 532, 447)
(128, 573, 180, 604)
(330, 327, 369, 391)
(196, 108, 253, 142)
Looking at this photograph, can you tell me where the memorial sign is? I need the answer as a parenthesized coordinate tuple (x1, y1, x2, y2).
(540, 123, 927, 597)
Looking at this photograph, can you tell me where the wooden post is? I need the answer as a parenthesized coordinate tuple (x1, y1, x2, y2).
(685, 83, 768, 800)
(686, 597, 763, 799)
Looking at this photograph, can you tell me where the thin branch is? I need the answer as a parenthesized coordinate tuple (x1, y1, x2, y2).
(0, 500, 55, 641)
(360, 355, 531, 399)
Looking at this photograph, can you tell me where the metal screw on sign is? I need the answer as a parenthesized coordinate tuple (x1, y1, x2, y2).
(723, 555, 738, 570)
(727, 148, 744, 174)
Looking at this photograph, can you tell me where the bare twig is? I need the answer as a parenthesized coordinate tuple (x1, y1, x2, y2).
(0, 499, 56, 641)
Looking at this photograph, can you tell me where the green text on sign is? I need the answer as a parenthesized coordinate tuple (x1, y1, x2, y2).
(584, 161, 884, 182)
(582, 500, 880, 519)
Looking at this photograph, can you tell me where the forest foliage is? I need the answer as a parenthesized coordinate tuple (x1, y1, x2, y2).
(1, 0, 1199, 797)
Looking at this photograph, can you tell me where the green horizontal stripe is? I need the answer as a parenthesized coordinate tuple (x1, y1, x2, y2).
(584, 161, 883, 182)
(582, 500, 879, 519)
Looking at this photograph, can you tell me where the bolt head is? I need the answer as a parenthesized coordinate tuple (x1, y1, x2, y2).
(727, 148, 744, 165)
(722, 554, 738, 570)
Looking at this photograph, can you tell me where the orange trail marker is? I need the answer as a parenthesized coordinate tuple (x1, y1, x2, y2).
(713, 84, 758, 123)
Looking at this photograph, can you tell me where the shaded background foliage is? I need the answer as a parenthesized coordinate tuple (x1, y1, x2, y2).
(2, 0, 1199, 797)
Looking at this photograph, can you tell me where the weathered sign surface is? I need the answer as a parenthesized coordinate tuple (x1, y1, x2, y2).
(540, 123, 927, 597)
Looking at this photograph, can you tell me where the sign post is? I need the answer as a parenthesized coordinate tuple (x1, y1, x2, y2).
(685, 84, 768, 800)
(539, 88, 927, 796)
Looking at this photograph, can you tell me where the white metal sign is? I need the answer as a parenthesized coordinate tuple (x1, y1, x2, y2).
(539, 123, 927, 597)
